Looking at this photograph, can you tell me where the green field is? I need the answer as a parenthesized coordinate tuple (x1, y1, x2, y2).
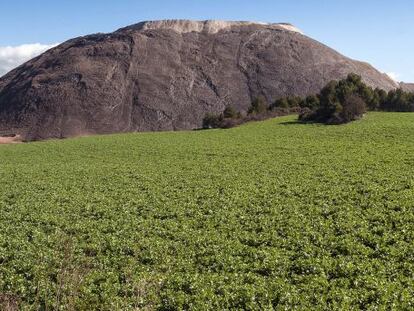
(0, 113, 413, 310)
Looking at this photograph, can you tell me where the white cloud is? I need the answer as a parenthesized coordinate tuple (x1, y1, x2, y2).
(0, 43, 59, 76)
(386, 72, 400, 82)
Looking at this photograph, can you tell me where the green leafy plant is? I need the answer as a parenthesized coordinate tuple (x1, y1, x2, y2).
(0, 112, 413, 309)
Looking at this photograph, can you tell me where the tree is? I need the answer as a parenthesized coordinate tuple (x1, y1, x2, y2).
(317, 80, 340, 122)
(381, 88, 414, 112)
(300, 95, 320, 109)
(346, 73, 363, 85)
(301, 74, 368, 124)
(375, 88, 388, 109)
(340, 95, 366, 123)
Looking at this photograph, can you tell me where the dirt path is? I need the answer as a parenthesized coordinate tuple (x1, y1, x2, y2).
(0, 135, 22, 144)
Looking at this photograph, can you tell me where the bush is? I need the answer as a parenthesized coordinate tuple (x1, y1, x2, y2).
(203, 73, 414, 128)
(300, 74, 371, 124)
(223, 106, 239, 119)
(202, 113, 223, 129)
(381, 89, 414, 112)
(272, 98, 289, 109)
(202, 105, 242, 129)
(220, 118, 243, 129)
(300, 95, 320, 110)
(298, 107, 315, 122)
(313, 95, 366, 125)
(248, 96, 268, 114)
(340, 95, 366, 123)
(271, 96, 302, 110)
(287, 96, 302, 108)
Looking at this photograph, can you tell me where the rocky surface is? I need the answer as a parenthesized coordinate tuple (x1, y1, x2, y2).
(0, 20, 399, 140)
(400, 82, 414, 92)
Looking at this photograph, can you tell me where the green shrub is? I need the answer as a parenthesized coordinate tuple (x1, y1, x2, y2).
(223, 106, 239, 119)
(340, 94, 366, 123)
(287, 96, 302, 108)
(381, 88, 414, 112)
(202, 113, 224, 129)
(301, 74, 369, 124)
(272, 98, 290, 109)
(248, 96, 268, 114)
(202, 106, 242, 129)
(298, 107, 315, 122)
(300, 95, 320, 110)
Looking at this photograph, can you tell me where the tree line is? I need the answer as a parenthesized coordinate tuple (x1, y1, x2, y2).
(203, 74, 414, 128)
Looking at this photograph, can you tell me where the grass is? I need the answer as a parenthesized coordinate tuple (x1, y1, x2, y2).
(0, 112, 413, 310)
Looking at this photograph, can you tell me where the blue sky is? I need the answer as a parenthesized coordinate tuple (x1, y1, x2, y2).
(0, 0, 413, 81)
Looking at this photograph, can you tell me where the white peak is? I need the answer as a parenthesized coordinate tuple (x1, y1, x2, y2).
(124, 20, 304, 35)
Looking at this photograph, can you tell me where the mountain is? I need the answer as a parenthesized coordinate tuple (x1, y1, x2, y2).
(400, 82, 414, 92)
(0, 20, 398, 140)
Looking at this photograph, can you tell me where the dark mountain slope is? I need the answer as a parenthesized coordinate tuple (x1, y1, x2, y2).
(400, 82, 414, 92)
(0, 20, 398, 140)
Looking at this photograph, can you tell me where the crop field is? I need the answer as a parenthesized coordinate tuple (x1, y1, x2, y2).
(0, 113, 413, 310)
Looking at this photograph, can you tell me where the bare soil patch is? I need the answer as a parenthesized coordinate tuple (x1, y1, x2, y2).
(0, 135, 22, 144)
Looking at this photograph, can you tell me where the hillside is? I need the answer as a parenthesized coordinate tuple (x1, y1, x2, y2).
(0, 113, 413, 309)
(0, 20, 398, 141)
(401, 82, 414, 92)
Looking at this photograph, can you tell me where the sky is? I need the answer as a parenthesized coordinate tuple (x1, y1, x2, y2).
(0, 0, 413, 81)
